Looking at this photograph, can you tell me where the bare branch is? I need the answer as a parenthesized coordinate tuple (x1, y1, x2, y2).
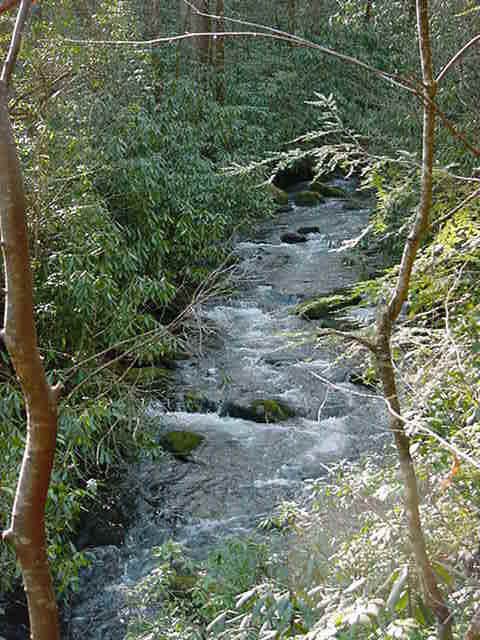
(383, 396, 480, 472)
(307, 369, 384, 404)
(63, 29, 416, 96)
(436, 34, 480, 85)
(432, 186, 480, 229)
(316, 328, 376, 353)
(1, 0, 32, 85)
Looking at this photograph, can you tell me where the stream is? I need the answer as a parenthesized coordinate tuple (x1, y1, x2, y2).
(14, 180, 391, 640)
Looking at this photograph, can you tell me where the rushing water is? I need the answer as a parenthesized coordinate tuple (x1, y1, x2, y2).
(64, 182, 389, 639)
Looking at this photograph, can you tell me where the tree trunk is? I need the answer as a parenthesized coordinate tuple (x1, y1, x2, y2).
(143, 0, 161, 38)
(192, 0, 210, 65)
(288, 0, 296, 34)
(215, 0, 225, 104)
(177, 0, 211, 77)
(0, 3, 60, 639)
(364, 0, 372, 23)
(374, 1, 452, 638)
(177, 0, 191, 74)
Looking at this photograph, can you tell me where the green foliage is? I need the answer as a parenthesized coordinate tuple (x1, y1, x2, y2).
(1, 0, 480, 624)
(0, 374, 159, 596)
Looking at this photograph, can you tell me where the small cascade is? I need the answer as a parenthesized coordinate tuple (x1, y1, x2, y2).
(68, 180, 388, 640)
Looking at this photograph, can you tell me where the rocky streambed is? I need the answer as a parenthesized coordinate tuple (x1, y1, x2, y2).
(66, 180, 389, 639)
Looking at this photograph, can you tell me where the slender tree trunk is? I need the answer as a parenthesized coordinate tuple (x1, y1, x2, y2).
(288, 0, 296, 35)
(466, 606, 480, 640)
(364, 0, 372, 23)
(0, 3, 60, 639)
(177, 0, 191, 76)
(215, 0, 225, 104)
(177, 0, 210, 80)
(192, 0, 210, 65)
(374, 1, 452, 638)
(143, 0, 161, 38)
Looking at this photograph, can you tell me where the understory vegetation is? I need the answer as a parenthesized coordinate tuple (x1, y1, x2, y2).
(1, 1, 480, 638)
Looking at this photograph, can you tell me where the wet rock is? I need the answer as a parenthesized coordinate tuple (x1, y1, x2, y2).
(219, 398, 295, 423)
(293, 190, 323, 207)
(265, 183, 289, 205)
(273, 157, 316, 188)
(294, 290, 362, 320)
(159, 430, 205, 460)
(310, 181, 346, 198)
(297, 225, 321, 235)
(280, 231, 308, 244)
(68, 545, 126, 640)
(182, 390, 218, 413)
(276, 204, 294, 214)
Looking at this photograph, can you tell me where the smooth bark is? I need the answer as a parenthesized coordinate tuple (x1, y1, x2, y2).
(374, 2, 452, 638)
(0, 2, 60, 638)
(215, 0, 224, 104)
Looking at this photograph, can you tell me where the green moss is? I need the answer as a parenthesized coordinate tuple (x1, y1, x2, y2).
(159, 430, 205, 457)
(310, 181, 346, 198)
(265, 183, 289, 205)
(293, 190, 323, 207)
(294, 291, 362, 320)
(250, 399, 296, 423)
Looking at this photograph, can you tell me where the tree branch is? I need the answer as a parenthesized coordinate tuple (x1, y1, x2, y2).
(436, 34, 480, 85)
(316, 328, 376, 353)
(1, 0, 32, 85)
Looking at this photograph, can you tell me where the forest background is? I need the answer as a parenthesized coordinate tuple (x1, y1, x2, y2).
(0, 1, 480, 639)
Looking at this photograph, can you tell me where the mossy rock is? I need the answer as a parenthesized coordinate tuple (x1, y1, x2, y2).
(250, 399, 296, 423)
(159, 430, 205, 458)
(220, 398, 295, 423)
(310, 181, 346, 198)
(294, 190, 323, 207)
(265, 183, 289, 205)
(294, 291, 362, 320)
(183, 391, 217, 413)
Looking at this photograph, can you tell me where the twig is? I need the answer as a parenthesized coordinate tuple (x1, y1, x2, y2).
(316, 328, 376, 353)
(436, 34, 480, 85)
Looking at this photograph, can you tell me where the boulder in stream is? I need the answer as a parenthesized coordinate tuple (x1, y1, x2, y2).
(280, 231, 308, 244)
(310, 181, 347, 198)
(294, 290, 362, 320)
(159, 430, 205, 460)
(219, 398, 296, 423)
(293, 190, 323, 207)
(265, 183, 289, 205)
(297, 225, 321, 235)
